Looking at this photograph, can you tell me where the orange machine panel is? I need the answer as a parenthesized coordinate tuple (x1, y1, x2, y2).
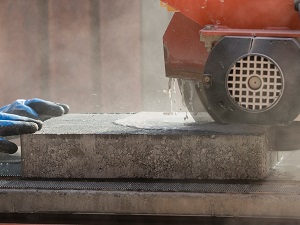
(161, 0, 300, 30)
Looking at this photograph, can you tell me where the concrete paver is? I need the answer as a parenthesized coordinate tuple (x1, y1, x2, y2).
(21, 113, 278, 179)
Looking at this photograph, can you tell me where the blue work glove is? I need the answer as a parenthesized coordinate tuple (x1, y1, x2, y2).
(0, 113, 42, 154)
(0, 98, 69, 154)
(0, 98, 69, 121)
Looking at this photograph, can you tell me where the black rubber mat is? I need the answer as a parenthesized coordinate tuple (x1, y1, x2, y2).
(0, 162, 21, 177)
(0, 178, 300, 194)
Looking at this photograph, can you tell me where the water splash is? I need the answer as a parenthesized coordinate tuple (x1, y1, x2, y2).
(168, 78, 178, 114)
(178, 79, 195, 112)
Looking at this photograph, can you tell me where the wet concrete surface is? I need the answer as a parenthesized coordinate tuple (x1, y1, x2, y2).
(21, 113, 277, 179)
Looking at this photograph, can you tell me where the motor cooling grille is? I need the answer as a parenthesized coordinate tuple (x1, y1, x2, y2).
(227, 54, 283, 112)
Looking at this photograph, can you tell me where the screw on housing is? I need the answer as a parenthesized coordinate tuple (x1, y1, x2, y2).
(203, 75, 212, 87)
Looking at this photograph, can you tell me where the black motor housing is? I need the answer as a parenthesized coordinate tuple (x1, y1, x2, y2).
(196, 36, 300, 125)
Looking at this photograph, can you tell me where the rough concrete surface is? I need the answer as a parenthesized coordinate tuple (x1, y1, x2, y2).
(1, 189, 300, 218)
(21, 113, 278, 179)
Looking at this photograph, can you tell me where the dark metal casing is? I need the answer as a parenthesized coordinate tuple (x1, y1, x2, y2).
(199, 37, 300, 125)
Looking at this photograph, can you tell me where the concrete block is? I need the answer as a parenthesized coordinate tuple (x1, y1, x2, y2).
(21, 113, 278, 179)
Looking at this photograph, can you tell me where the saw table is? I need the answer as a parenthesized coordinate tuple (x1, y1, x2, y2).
(0, 113, 300, 224)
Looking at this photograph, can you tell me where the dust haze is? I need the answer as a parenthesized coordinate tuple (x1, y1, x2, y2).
(0, 0, 184, 113)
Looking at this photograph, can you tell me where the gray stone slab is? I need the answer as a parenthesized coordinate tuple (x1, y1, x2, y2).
(1, 184, 300, 218)
(21, 113, 278, 179)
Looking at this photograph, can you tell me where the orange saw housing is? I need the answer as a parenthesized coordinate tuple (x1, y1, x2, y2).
(161, 0, 300, 29)
(161, 0, 300, 125)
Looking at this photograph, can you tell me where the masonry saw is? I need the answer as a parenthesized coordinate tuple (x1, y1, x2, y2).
(161, 0, 300, 125)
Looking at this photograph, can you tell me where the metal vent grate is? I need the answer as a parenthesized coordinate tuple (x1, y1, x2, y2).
(227, 54, 283, 112)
